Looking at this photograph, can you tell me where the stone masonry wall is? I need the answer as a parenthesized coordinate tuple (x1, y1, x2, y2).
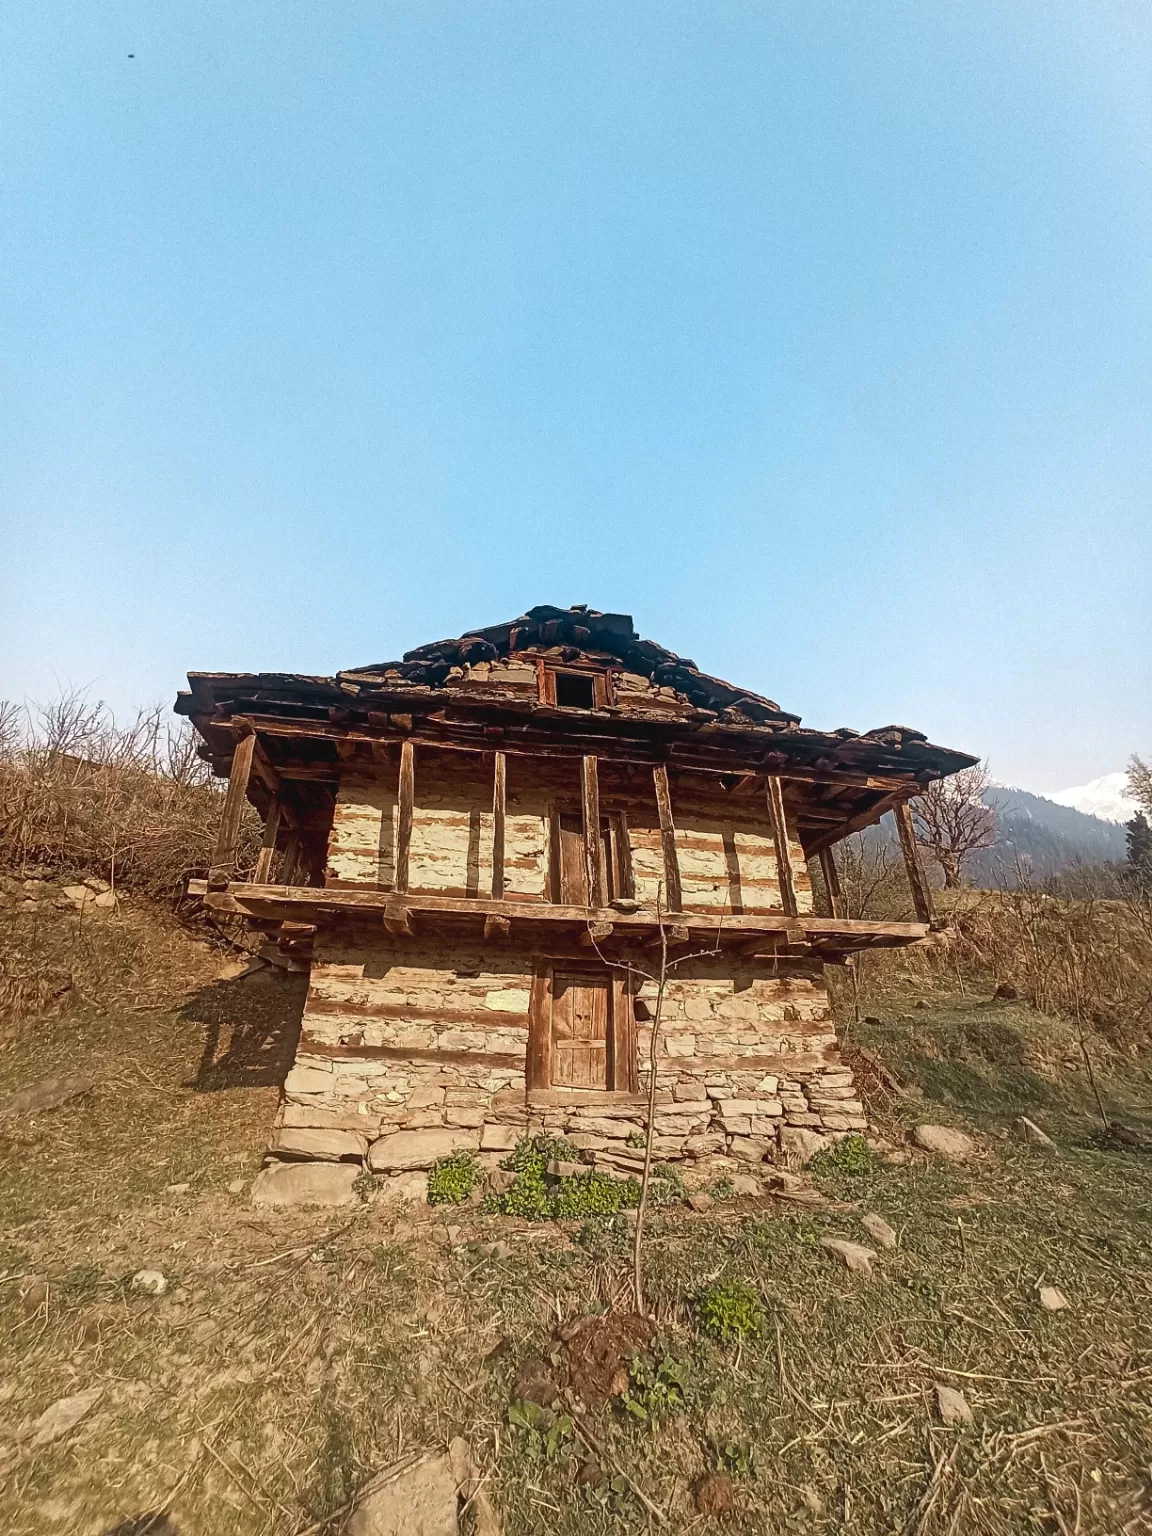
(267, 932, 865, 1175)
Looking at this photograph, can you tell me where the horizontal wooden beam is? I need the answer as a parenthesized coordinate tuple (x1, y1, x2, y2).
(803, 790, 904, 857)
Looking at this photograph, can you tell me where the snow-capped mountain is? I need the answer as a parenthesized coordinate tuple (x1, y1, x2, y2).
(1046, 773, 1139, 826)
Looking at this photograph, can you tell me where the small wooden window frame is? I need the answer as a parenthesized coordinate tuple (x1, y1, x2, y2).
(526, 959, 638, 1094)
(546, 802, 635, 905)
(537, 661, 612, 709)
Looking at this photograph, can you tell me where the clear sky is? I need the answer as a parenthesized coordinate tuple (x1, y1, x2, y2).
(1, 2, 1149, 793)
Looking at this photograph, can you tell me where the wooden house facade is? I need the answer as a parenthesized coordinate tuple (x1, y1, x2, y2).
(179, 606, 976, 1176)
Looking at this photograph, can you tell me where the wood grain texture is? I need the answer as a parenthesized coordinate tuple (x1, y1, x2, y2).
(491, 750, 506, 900)
(818, 846, 845, 919)
(893, 799, 935, 924)
(582, 755, 605, 907)
(394, 739, 415, 894)
(208, 732, 256, 889)
(253, 798, 283, 885)
(765, 775, 799, 917)
(652, 763, 684, 913)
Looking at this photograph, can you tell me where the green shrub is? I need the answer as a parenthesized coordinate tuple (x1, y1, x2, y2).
(808, 1134, 877, 1179)
(696, 1279, 765, 1342)
(484, 1135, 641, 1221)
(507, 1399, 574, 1462)
(619, 1352, 691, 1423)
(426, 1151, 481, 1206)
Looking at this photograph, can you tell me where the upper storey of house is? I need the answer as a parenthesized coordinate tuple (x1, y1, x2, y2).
(176, 604, 975, 853)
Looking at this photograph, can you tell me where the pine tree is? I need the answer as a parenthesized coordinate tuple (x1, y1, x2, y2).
(1125, 812, 1152, 886)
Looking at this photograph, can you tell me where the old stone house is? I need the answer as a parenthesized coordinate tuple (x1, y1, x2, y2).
(180, 605, 975, 1180)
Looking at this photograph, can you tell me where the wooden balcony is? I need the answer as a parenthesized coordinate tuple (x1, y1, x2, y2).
(185, 878, 929, 960)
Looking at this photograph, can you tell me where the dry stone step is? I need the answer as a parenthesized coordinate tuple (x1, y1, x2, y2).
(368, 1128, 480, 1172)
(273, 1128, 368, 1161)
(251, 1162, 360, 1207)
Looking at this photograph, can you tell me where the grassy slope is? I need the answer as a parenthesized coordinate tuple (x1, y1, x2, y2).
(1, 902, 1151, 1535)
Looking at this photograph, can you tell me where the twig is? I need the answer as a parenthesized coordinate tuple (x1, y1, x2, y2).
(292, 1452, 426, 1536)
(567, 1406, 667, 1526)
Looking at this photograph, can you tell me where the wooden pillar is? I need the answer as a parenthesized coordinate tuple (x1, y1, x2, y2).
(893, 799, 934, 923)
(818, 846, 845, 920)
(765, 775, 799, 917)
(652, 763, 683, 914)
(491, 751, 506, 901)
(394, 739, 415, 895)
(278, 830, 301, 888)
(253, 799, 283, 885)
(582, 755, 605, 908)
(208, 733, 256, 890)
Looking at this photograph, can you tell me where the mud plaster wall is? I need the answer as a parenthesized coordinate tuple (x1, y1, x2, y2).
(324, 754, 813, 914)
(270, 931, 866, 1169)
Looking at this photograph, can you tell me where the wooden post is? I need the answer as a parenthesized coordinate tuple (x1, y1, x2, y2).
(652, 763, 683, 914)
(278, 830, 301, 887)
(395, 739, 415, 895)
(765, 775, 799, 917)
(208, 733, 256, 890)
(253, 799, 283, 885)
(582, 755, 605, 908)
(893, 800, 934, 923)
(818, 845, 845, 920)
(491, 751, 506, 900)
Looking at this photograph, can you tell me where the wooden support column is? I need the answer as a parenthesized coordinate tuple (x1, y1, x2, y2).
(893, 799, 934, 924)
(278, 830, 301, 887)
(818, 846, 845, 920)
(491, 751, 506, 901)
(253, 799, 283, 885)
(765, 775, 799, 917)
(394, 740, 415, 895)
(208, 733, 256, 890)
(652, 763, 683, 914)
(582, 755, 605, 908)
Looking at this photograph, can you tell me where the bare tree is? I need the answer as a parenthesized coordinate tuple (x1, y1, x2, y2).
(911, 762, 997, 889)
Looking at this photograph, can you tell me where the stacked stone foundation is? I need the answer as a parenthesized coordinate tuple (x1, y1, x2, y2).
(266, 929, 867, 1179)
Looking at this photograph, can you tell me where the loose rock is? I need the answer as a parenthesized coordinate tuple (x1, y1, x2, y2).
(819, 1238, 877, 1277)
(1015, 1117, 1056, 1149)
(779, 1127, 829, 1167)
(912, 1124, 975, 1161)
(131, 1270, 168, 1296)
(861, 1213, 898, 1250)
(0, 1074, 95, 1117)
(934, 1382, 973, 1425)
(729, 1174, 761, 1198)
(687, 1192, 714, 1212)
(250, 1161, 359, 1207)
(1038, 1285, 1070, 1312)
(346, 1451, 459, 1536)
(24, 1385, 104, 1448)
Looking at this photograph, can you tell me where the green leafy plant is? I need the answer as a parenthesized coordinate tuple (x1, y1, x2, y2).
(808, 1133, 877, 1179)
(484, 1135, 641, 1221)
(426, 1150, 481, 1206)
(716, 1440, 755, 1477)
(626, 1129, 647, 1148)
(696, 1279, 765, 1342)
(619, 1352, 691, 1423)
(507, 1398, 574, 1462)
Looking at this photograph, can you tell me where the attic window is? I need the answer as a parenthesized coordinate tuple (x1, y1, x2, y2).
(553, 671, 597, 709)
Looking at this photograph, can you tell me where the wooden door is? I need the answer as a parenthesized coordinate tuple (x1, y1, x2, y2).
(555, 812, 618, 906)
(551, 970, 610, 1088)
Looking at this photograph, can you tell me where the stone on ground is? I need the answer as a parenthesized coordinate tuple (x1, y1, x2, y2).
(819, 1238, 877, 1277)
(130, 1269, 168, 1296)
(0, 1074, 95, 1116)
(912, 1124, 975, 1160)
(374, 1170, 430, 1204)
(24, 1385, 104, 1448)
(448, 1437, 502, 1535)
(1038, 1285, 1070, 1312)
(934, 1382, 973, 1425)
(779, 1126, 829, 1166)
(729, 1174, 762, 1197)
(861, 1213, 898, 1250)
(1015, 1116, 1056, 1149)
(273, 1127, 368, 1162)
(687, 1191, 714, 1212)
(250, 1161, 359, 1207)
(368, 1128, 480, 1172)
(346, 1451, 459, 1536)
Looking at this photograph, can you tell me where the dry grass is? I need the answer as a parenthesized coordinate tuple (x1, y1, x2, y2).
(0, 692, 258, 903)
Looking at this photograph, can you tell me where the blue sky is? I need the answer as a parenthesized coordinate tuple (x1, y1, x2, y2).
(1, 1, 1149, 792)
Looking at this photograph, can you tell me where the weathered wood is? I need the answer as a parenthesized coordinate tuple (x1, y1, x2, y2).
(305, 994, 525, 1028)
(300, 1038, 523, 1069)
(526, 962, 552, 1091)
(610, 974, 638, 1093)
(208, 733, 257, 890)
(491, 751, 506, 901)
(765, 775, 799, 917)
(383, 897, 414, 937)
(818, 846, 845, 919)
(644, 923, 691, 948)
(582, 755, 605, 907)
(652, 763, 683, 913)
(551, 970, 610, 1088)
(803, 790, 903, 857)
(893, 799, 935, 924)
(253, 799, 283, 885)
(483, 913, 511, 941)
(578, 920, 614, 949)
(394, 739, 415, 894)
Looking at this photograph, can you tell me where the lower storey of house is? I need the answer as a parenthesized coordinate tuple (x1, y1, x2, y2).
(268, 924, 867, 1176)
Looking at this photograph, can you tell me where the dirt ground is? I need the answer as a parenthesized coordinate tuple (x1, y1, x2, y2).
(2, 895, 1152, 1534)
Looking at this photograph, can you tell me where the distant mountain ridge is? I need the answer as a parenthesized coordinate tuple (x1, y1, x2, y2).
(1046, 772, 1138, 825)
(971, 785, 1128, 882)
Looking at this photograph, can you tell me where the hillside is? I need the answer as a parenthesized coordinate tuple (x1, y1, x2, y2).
(2, 879, 1152, 1534)
(972, 784, 1128, 881)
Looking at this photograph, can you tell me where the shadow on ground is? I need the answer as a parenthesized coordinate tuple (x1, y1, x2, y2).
(180, 970, 307, 1092)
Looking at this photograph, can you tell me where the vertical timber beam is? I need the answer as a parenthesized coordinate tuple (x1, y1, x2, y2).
(765, 776, 799, 918)
(394, 739, 415, 895)
(818, 845, 845, 920)
(253, 799, 283, 885)
(208, 733, 256, 890)
(491, 751, 506, 901)
(893, 799, 934, 924)
(652, 763, 683, 914)
(582, 754, 605, 908)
